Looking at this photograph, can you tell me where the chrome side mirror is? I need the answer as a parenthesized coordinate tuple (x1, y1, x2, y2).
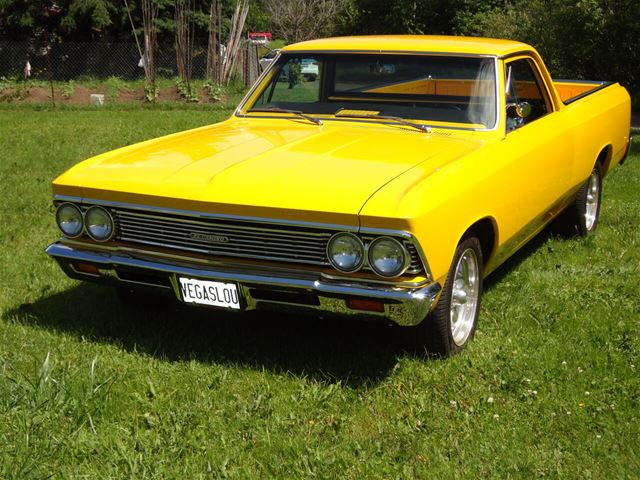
(507, 101, 532, 119)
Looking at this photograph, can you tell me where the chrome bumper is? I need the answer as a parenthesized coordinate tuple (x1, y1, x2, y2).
(45, 242, 441, 326)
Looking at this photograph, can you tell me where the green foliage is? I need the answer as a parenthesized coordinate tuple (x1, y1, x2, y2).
(204, 80, 225, 102)
(342, 0, 459, 35)
(246, 0, 270, 32)
(338, 0, 639, 105)
(227, 70, 247, 94)
(287, 61, 302, 88)
(104, 75, 127, 98)
(60, 0, 115, 32)
(0, 75, 12, 91)
(269, 38, 286, 50)
(144, 80, 159, 102)
(457, 0, 640, 95)
(61, 79, 75, 98)
(0, 76, 32, 102)
(176, 78, 199, 102)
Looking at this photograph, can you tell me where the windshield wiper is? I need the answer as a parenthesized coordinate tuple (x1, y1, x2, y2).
(249, 107, 323, 125)
(334, 109, 431, 133)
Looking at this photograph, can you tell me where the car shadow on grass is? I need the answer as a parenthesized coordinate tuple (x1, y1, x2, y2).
(4, 283, 411, 387)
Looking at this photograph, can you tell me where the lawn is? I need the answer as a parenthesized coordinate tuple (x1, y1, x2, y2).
(0, 105, 638, 479)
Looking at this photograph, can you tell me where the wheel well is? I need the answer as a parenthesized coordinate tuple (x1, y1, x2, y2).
(463, 218, 496, 264)
(596, 145, 612, 175)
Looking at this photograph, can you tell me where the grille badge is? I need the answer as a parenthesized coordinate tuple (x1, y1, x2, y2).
(190, 232, 229, 243)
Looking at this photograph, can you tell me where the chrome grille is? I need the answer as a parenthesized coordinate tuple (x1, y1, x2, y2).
(114, 209, 332, 266)
(112, 208, 424, 274)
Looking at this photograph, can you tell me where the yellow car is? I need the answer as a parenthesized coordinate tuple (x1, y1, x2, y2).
(46, 36, 631, 356)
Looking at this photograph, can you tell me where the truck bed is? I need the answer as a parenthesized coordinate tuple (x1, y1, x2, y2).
(554, 79, 613, 104)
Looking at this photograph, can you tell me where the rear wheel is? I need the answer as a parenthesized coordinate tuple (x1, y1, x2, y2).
(405, 235, 484, 356)
(564, 164, 602, 236)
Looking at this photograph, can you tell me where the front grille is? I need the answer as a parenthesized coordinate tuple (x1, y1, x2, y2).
(113, 208, 332, 266)
(112, 208, 424, 275)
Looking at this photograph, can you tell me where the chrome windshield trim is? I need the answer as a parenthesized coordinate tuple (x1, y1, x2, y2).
(235, 48, 282, 116)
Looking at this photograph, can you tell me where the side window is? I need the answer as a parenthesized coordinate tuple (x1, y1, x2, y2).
(505, 58, 550, 131)
(255, 56, 321, 106)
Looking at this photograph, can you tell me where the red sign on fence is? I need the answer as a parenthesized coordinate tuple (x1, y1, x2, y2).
(248, 32, 272, 45)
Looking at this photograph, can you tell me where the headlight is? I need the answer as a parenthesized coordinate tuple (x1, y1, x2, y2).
(368, 237, 409, 277)
(85, 206, 114, 242)
(327, 233, 364, 272)
(56, 203, 83, 238)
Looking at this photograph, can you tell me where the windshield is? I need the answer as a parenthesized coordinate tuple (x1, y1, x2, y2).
(248, 53, 498, 129)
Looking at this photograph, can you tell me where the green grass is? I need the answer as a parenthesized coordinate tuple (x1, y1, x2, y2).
(0, 106, 638, 478)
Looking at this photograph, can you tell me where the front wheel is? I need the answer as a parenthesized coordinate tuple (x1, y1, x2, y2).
(405, 236, 484, 356)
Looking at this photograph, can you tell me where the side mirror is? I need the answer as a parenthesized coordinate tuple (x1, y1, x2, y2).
(507, 101, 532, 119)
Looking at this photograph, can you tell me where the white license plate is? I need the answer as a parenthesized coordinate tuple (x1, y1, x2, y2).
(178, 277, 241, 309)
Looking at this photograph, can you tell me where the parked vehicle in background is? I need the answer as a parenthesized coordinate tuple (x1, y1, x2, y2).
(300, 58, 319, 80)
(46, 36, 631, 356)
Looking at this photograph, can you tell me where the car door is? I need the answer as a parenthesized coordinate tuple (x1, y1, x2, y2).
(496, 56, 575, 246)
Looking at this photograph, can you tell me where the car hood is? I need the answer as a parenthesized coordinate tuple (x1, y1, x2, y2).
(54, 118, 485, 225)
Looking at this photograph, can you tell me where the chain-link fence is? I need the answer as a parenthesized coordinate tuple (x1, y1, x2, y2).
(0, 41, 212, 81)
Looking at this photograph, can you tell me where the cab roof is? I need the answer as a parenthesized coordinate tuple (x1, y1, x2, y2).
(282, 35, 533, 57)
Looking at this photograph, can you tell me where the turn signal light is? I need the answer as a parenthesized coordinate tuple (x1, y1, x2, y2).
(346, 298, 385, 313)
(73, 262, 100, 275)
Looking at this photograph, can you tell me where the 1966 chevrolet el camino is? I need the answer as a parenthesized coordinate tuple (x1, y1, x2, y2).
(46, 36, 631, 355)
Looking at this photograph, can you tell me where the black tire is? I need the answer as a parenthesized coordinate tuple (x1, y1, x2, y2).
(564, 164, 603, 236)
(404, 235, 484, 357)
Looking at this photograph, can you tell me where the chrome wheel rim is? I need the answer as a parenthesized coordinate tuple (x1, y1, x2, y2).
(584, 171, 600, 231)
(450, 248, 480, 346)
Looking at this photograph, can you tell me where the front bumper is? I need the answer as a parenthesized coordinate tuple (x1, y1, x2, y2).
(45, 242, 441, 326)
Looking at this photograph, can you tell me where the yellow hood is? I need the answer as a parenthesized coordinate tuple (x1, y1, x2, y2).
(54, 118, 485, 225)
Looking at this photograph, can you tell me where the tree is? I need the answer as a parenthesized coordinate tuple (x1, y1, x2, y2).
(206, 0, 221, 81)
(265, 0, 343, 43)
(339, 0, 459, 36)
(219, 0, 248, 83)
(460, 0, 640, 95)
(175, 0, 194, 86)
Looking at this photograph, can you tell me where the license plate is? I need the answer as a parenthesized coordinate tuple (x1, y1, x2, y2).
(178, 277, 241, 310)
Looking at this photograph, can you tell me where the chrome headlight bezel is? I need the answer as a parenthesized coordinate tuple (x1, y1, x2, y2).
(367, 236, 411, 278)
(326, 232, 365, 273)
(84, 206, 115, 242)
(55, 202, 84, 238)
